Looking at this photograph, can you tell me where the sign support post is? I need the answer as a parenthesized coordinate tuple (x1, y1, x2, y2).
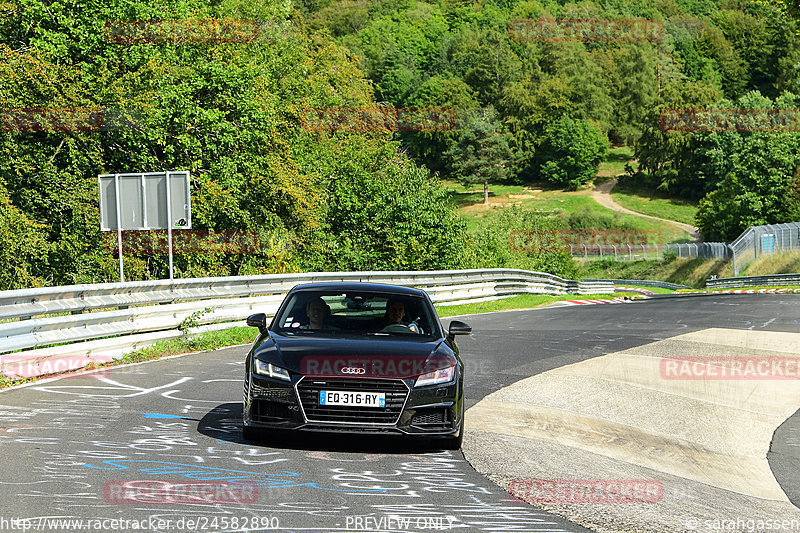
(113, 173, 124, 282)
(165, 174, 174, 280)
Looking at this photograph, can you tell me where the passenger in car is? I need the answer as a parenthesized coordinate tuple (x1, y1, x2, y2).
(301, 298, 334, 330)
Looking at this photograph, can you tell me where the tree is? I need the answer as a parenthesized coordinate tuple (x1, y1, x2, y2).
(696, 134, 800, 240)
(444, 108, 512, 205)
(450, 28, 523, 107)
(404, 76, 481, 173)
(608, 44, 658, 145)
(695, 91, 800, 240)
(535, 117, 609, 190)
(302, 137, 468, 270)
(499, 76, 574, 182)
(634, 80, 721, 197)
(0, 0, 470, 287)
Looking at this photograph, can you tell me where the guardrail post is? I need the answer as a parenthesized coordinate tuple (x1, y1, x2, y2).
(613, 245, 617, 261)
(583, 244, 587, 260)
(599, 246, 603, 260)
(655, 244, 659, 260)
(627, 244, 632, 260)
(641, 244, 646, 260)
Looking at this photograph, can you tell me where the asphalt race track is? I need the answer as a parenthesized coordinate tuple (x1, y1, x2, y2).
(0, 294, 798, 533)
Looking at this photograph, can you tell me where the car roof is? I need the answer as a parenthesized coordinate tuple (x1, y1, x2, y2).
(287, 282, 429, 297)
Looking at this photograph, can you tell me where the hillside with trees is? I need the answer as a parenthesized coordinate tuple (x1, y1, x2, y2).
(306, 0, 800, 237)
(0, 0, 470, 289)
(0, 0, 798, 290)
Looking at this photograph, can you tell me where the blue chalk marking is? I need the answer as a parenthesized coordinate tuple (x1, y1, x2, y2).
(81, 460, 385, 492)
(143, 413, 183, 419)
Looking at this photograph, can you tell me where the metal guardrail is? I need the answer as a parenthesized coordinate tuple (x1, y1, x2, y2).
(581, 279, 691, 290)
(0, 269, 615, 377)
(706, 273, 800, 289)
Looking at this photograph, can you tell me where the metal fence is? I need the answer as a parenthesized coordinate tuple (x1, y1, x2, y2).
(729, 223, 800, 275)
(568, 243, 731, 261)
(569, 222, 800, 275)
(0, 269, 614, 379)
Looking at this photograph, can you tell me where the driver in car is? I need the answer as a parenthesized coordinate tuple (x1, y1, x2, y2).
(382, 298, 420, 333)
(301, 297, 337, 331)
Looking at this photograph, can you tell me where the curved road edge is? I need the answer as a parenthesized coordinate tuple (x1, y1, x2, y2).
(461, 303, 800, 533)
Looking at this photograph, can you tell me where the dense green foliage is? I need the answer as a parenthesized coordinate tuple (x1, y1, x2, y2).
(305, 0, 800, 240)
(694, 94, 800, 239)
(0, 0, 470, 288)
(637, 90, 800, 239)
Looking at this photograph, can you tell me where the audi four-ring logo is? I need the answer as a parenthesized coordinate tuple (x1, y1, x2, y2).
(341, 367, 366, 374)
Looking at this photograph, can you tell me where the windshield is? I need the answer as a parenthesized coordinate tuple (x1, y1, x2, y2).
(272, 291, 440, 338)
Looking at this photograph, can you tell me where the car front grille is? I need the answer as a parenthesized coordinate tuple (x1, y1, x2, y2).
(296, 378, 409, 424)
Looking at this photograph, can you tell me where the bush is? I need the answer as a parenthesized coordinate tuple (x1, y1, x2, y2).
(466, 206, 578, 278)
(561, 207, 637, 231)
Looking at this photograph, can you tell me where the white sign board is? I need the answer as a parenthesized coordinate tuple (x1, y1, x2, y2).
(98, 172, 191, 231)
(98, 171, 191, 281)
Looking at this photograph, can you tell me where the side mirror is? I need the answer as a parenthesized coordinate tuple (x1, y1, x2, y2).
(246, 313, 268, 334)
(448, 320, 472, 337)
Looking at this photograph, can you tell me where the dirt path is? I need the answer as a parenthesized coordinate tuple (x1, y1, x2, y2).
(593, 177, 699, 238)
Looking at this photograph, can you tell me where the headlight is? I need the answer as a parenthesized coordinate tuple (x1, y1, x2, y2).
(254, 360, 291, 381)
(415, 365, 455, 387)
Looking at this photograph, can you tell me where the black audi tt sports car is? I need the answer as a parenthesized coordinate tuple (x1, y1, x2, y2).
(242, 282, 472, 449)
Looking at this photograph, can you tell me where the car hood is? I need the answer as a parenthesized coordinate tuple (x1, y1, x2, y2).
(254, 334, 453, 379)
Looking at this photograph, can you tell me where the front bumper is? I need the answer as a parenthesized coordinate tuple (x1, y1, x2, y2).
(243, 373, 462, 437)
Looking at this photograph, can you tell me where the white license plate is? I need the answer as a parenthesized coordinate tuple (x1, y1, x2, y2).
(320, 390, 386, 408)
